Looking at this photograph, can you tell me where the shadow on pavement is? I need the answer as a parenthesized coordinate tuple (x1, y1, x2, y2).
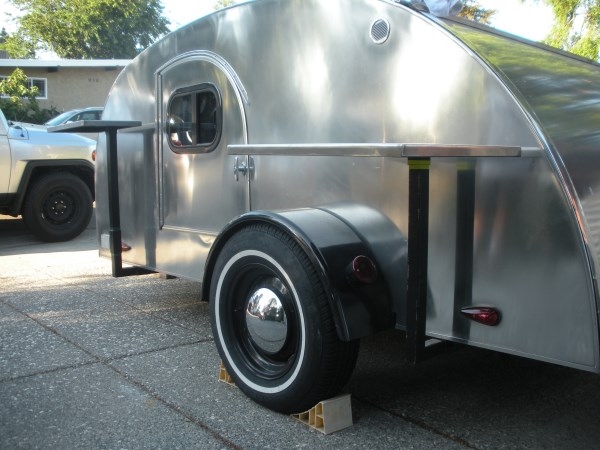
(0, 215, 97, 256)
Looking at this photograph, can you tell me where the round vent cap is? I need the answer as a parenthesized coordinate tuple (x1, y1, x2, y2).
(370, 18, 390, 44)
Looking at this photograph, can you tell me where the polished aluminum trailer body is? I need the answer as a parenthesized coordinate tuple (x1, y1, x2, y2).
(97, 0, 600, 378)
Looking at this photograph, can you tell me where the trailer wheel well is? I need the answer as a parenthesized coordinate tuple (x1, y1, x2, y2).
(202, 216, 289, 303)
(203, 206, 400, 342)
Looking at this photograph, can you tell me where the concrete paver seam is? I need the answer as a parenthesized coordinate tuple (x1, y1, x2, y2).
(0, 360, 101, 384)
(27, 268, 206, 334)
(354, 396, 479, 449)
(2, 297, 241, 448)
(2, 296, 213, 373)
(105, 362, 243, 450)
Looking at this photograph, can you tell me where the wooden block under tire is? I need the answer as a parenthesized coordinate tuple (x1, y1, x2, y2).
(218, 362, 235, 386)
(292, 394, 353, 434)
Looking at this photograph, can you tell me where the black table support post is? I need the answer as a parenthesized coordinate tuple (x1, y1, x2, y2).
(452, 162, 476, 338)
(406, 157, 430, 364)
(402, 145, 520, 364)
(105, 127, 123, 277)
(48, 119, 142, 277)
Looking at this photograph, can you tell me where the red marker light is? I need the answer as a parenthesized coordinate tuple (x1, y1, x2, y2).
(348, 255, 378, 285)
(460, 306, 500, 326)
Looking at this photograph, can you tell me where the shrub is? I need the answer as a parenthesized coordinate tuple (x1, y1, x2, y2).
(0, 68, 57, 123)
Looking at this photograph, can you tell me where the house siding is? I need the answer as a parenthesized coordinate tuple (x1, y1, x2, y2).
(0, 60, 129, 112)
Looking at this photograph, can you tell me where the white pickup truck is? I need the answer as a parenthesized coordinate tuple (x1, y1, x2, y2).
(0, 108, 96, 241)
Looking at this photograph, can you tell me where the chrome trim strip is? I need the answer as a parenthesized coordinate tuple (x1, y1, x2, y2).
(229, 143, 529, 158)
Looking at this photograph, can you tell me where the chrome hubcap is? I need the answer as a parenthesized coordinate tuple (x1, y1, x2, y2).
(245, 286, 288, 354)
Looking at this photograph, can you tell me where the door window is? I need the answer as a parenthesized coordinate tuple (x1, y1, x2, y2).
(167, 84, 221, 153)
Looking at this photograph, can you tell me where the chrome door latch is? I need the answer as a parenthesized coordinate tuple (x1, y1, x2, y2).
(234, 156, 248, 181)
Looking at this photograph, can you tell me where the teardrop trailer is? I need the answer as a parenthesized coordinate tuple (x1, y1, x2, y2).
(51, 0, 600, 415)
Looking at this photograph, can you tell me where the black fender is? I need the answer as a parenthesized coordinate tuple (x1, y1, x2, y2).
(203, 203, 408, 341)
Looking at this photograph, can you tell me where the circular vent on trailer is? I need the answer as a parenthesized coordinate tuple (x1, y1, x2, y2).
(370, 18, 390, 44)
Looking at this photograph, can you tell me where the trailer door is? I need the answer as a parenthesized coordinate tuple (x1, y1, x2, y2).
(157, 55, 248, 241)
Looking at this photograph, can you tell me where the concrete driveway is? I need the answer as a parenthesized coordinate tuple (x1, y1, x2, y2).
(2, 215, 600, 449)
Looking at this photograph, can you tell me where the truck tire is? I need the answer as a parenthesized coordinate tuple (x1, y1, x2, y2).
(210, 223, 359, 414)
(22, 172, 93, 242)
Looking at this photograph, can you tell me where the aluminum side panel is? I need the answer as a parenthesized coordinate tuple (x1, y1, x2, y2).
(250, 151, 598, 370)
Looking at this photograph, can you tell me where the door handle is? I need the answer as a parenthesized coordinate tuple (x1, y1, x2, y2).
(234, 156, 248, 181)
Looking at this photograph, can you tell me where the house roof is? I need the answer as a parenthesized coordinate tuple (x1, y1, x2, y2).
(0, 59, 131, 70)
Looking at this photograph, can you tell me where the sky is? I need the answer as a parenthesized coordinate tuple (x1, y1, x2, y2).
(163, 0, 555, 41)
(161, 0, 217, 30)
(0, 0, 555, 52)
(477, 0, 554, 41)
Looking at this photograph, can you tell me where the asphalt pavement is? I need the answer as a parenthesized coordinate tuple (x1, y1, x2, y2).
(2, 214, 600, 449)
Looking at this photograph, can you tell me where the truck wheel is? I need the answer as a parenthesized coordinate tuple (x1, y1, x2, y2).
(210, 224, 359, 414)
(22, 172, 93, 242)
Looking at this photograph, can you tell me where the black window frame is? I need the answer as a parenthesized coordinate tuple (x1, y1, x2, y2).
(166, 83, 222, 154)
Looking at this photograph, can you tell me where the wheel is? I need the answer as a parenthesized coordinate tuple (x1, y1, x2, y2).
(210, 223, 359, 414)
(22, 172, 93, 242)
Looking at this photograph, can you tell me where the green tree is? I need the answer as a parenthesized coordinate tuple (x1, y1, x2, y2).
(0, 28, 36, 59)
(214, 0, 236, 9)
(8, 0, 170, 59)
(0, 68, 54, 123)
(524, 0, 600, 60)
(459, 0, 496, 24)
